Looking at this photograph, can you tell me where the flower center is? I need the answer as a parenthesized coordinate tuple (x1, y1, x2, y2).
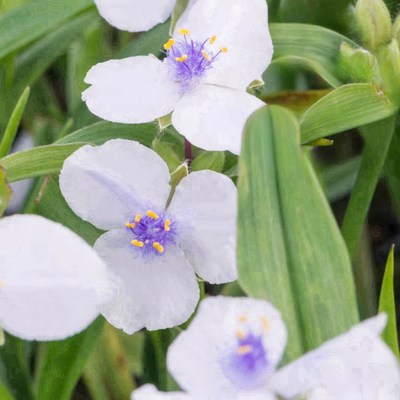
(220, 316, 271, 390)
(163, 28, 228, 92)
(124, 210, 177, 257)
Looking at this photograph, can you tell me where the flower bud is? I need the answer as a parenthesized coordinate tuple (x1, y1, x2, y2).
(355, 0, 392, 51)
(340, 42, 377, 82)
(376, 39, 400, 105)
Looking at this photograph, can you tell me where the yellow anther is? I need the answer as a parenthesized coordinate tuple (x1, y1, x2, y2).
(237, 345, 253, 355)
(238, 315, 248, 323)
(135, 214, 142, 223)
(209, 35, 217, 44)
(163, 38, 175, 50)
(131, 240, 144, 248)
(220, 46, 228, 53)
(146, 210, 159, 220)
(164, 219, 171, 232)
(261, 316, 270, 333)
(236, 330, 246, 339)
(178, 28, 191, 35)
(125, 222, 136, 229)
(175, 54, 188, 63)
(153, 242, 164, 253)
(201, 50, 211, 61)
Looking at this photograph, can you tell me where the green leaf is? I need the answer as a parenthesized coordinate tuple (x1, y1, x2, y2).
(276, 0, 352, 32)
(0, 87, 30, 158)
(0, 383, 14, 400)
(0, 0, 93, 61)
(238, 106, 359, 360)
(0, 335, 33, 400)
(152, 139, 183, 172)
(1, 122, 181, 182)
(10, 11, 97, 105)
(318, 156, 361, 202)
(0, 167, 11, 215)
(300, 83, 397, 144)
(270, 23, 357, 87)
(83, 325, 135, 400)
(170, 0, 189, 34)
(35, 318, 104, 400)
(378, 246, 400, 358)
(341, 116, 396, 257)
(191, 151, 225, 173)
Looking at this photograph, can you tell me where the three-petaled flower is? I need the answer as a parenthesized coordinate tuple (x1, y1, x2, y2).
(0, 214, 111, 341)
(132, 296, 400, 400)
(59, 139, 237, 333)
(83, 0, 273, 154)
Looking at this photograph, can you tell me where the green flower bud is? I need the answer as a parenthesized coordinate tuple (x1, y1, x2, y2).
(355, 0, 392, 51)
(393, 13, 400, 42)
(340, 42, 377, 82)
(376, 39, 400, 105)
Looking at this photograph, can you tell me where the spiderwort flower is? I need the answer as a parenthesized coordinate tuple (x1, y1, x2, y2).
(59, 139, 237, 333)
(131, 296, 400, 400)
(92, 0, 176, 32)
(82, 0, 273, 154)
(0, 214, 111, 341)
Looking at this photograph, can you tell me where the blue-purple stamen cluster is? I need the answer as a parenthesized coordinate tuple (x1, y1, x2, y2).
(221, 332, 269, 390)
(125, 211, 178, 257)
(164, 33, 223, 91)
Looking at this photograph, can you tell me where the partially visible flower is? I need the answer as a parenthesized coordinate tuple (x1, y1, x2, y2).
(82, 0, 273, 154)
(59, 139, 237, 334)
(131, 296, 400, 400)
(0, 214, 111, 341)
(93, 0, 176, 33)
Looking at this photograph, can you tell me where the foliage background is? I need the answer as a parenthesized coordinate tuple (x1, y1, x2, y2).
(0, 0, 399, 399)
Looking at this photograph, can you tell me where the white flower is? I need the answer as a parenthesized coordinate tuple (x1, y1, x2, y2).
(131, 296, 400, 400)
(0, 214, 111, 341)
(82, 0, 273, 154)
(59, 139, 237, 334)
(93, 0, 176, 32)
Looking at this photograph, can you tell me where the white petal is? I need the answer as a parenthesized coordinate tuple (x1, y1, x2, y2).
(132, 385, 194, 400)
(95, 229, 199, 334)
(172, 85, 264, 154)
(60, 139, 171, 230)
(83, 56, 181, 124)
(94, 0, 175, 32)
(270, 314, 400, 400)
(167, 296, 287, 397)
(0, 215, 111, 341)
(174, 0, 273, 90)
(169, 171, 237, 284)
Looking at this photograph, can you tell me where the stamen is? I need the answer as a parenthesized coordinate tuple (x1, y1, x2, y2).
(153, 242, 164, 253)
(146, 210, 159, 220)
(237, 345, 253, 355)
(164, 219, 171, 231)
(135, 214, 142, 223)
(178, 28, 191, 35)
(238, 315, 248, 323)
(164, 38, 175, 50)
(209, 35, 217, 44)
(261, 317, 270, 333)
(236, 330, 246, 339)
(175, 54, 188, 63)
(125, 222, 136, 228)
(201, 50, 211, 61)
(220, 46, 228, 53)
(131, 239, 144, 248)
